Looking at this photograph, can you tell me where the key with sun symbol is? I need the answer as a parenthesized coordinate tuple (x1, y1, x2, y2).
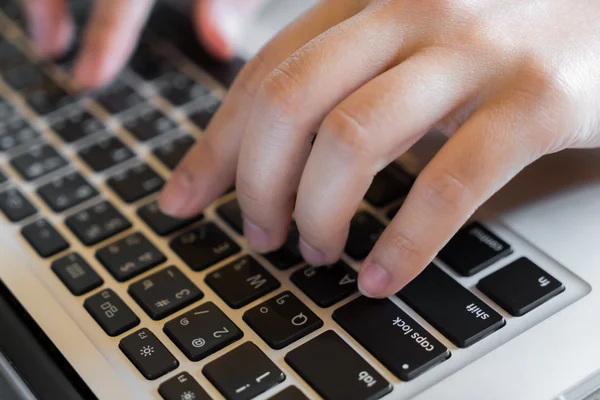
(158, 372, 212, 400)
(119, 328, 179, 380)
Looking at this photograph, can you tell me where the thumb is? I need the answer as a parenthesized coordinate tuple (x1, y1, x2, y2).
(195, 0, 267, 60)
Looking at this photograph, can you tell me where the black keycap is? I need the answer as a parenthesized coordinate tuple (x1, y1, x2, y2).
(25, 84, 74, 115)
(10, 145, 69, 181)
(78, 136, 134, 172)
(334, 297, 450, 381)
(84, 288, 140, 336)
(398, 265, 505, 348)
(478, 257, 565, 316)
(108, 163, 164, 203)
(206, 256, 280, 309)
(137, 200, 203, 236)
(203, 342, 285, 400)
(268, 387, 309, 400)
(216, 198, 243, 234)
(438, 222, 513, 276)
(0, 169, 7, 184)
(264, 223, 303, 271)
(21, 219, 69, 258)
(96, 232, 166, 282)
(157, 72, 211, 106)
(345, 212, 385, 260)
(386, 205, 400, 220)
(66, 201, 132, 246)
(49, 107, 104, 143)
(2, 64, 47, 91)
(0, 39, 27, 69)
(122, 105, 177, 141)
(365, 165, 413, 207)
(0, 188, 37, 222)
(119, 328, 179, 380)
(244, 291, 322, 350)
(0, 117, 39, 151)
(153, 135, 195, 170)
(285, 331, 392, 400)
(164, 302, 243, 361)
(291, 262, 357, 308)
(51, 253, 103, 296)
(158, 372, 211, 400)
(188, 96, 221, 130)
(171, 223, 240, 272)
(37, 172, 99, 212)
(129, 266, 203, 320)
(94, 80, 145, 114)
(0, 97, 17, 120)
(129, 45, 175, 81)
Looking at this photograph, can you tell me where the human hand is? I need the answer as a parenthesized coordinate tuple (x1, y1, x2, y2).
(159, 0, 600, 298)
(19, 0, 266, 88)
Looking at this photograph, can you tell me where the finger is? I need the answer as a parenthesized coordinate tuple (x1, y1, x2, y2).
(359, 83, 565, 298)
(72, 0, 155, 88)
(159, 0, 361, 218)
(20, 0, 73, 58)
(295, 48, 487, 265)
(195, 0, 269, 61)
(237, 6, 413, 254)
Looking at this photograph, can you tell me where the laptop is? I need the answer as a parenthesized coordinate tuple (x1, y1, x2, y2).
(1, 1, 599, 399)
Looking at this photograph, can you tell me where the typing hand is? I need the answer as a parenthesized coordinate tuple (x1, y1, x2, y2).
(19, 0, 266, 88)
(159, 0, 600, 298)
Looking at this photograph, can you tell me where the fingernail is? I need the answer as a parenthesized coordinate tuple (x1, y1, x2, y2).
(207, 0, 246, 50)
(158, 172, 193, 217)
(244, 218, 272, 253)
(358, 263, 391, 298)
(299, 237, 327, 266)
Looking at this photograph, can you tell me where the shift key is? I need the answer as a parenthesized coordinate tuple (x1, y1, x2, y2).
(398, 265, 505, 348)
(333, 297, 450, 381)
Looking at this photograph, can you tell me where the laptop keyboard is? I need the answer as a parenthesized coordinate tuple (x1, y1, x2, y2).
(0, 2, 575, 399)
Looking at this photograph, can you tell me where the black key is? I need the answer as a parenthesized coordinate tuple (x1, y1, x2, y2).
(158, 372, 211, 400)
(333, 297, 450, 381)
(187, 96, 221, 130)
(129, 45, 175, 81)
(268, 387, 308, 400)
(203, 342, 285, 400)
(0, 169, 7, 185)
(51, 253, 103, 296)
(164, 302, 243, 361)
(84, 288, 140, 336)
(25, 83, 74, 115)
(0, 97, 17, 120)
(157, 72, 211, 106)
(206, 256, 280, 309)
(438, 222, 513, 276)
(66, 201, 132, 246)
(291, 262, 357, 308)
(129, 266, 203, 320)
(171, 223, 240, 272)
(264, 223, 303, 271)
(21, 219, 69, 258)
(0, 188, 37, 222)
(386, 205, 400, 220)
(107, 163, 164, 203)
(153, 135, 195, 170)
(96, 232, 165, 282)
(216, 198, 243, 234)
(0, 39, 27, 69)
(244, 291, 322, 350)
(285, 331, 392, 400)
(10, 145, 68, 181)
(478, 257, 565, 316)
(49, 107, 104, 143)
(137, 200, 203, 236)
(0, 117, 39, 151)
(37, 172, 99, 212)
(398, 265, 505, 348)
(78, 136, 134, 172)
(94, 80, 145, 114)
(119, 328, 179, 380)
(365, 165, 413, 207)
(2, 64, 47, 91)
(122, 105, 177, 141)
(345, 212, 385, 260)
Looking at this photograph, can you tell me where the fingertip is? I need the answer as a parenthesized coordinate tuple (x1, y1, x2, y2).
(195, 0, 239, 61)
(358, 262, 393, 298)
(158, 170, 194, 218)
(298, 237, 328, 266)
